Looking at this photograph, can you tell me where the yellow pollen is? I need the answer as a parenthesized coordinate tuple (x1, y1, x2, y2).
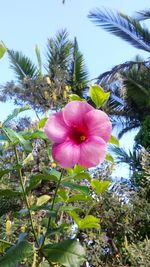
(51, 161, 57, 168)
(80, 135, 86, 141)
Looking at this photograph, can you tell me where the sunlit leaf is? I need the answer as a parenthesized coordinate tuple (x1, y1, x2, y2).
(23, 153, 34, 165)
(105, 153, 114, 162)
(109, 135, 120, 146)
(73, 164, 86, 174)
(68, 211, 100, 229)
(68, 194, 92, 202)
(36, 195, 50, 206)
(0, 42, 7, 59)
(38, 118, 47, 129)
(91, 179, 111, 194)
(89, 84, 110, 108)
(77, 215, 100, 229)
(69, 94, 83, 101)
(58, 189, 69, 202)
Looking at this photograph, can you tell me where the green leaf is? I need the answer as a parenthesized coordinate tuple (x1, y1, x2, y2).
(91, 179, 111, 194)
(77, 215, 100, 229)
(66, 165, 86, 175)
(36, 195, 50, 206)
(3, 106, 30, 126)
(25, 173, 58, 194)
(69, 94, 83, 101)
(42, 239, 85, 267)
(105, 153, 114, 163)
(46, 223, 71, 237)
(68, 211, 100, 229)
(73, 164, 86, 174)
(48, 169, 61, 180)
(38, 118, 47, 129)
(0, 241, 11, 253)
(68, 194, 92, 202)
(62, 182, 89, 194)
(63, 172, 91, 182)
(89, 84, 110, 108)
(23, 130, 47, 140)
(59, 206, 82, 213)
(58, 189, 69, 202)
(0, 42, 7, 59)
(23, 153, 34, 165)
(74, 172, 92, 182)
(0, 169, 12, 179)
(3, 127, 32, 152)
(109, 135, 119, 146)
(0, 241, 33, 267)
(25, 174, 43, 193)
(0, 164, 22, 179)
(0, 189, 22, 197)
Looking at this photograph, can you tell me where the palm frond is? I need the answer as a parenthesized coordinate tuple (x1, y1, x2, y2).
(97, 60, 150, 84)
(120, 65, 150, 119)
(35, 45, 42, 78)
(68, 38, 88, 96)
(110, 145, 140, 171)
(134, 9, 150, 21)
(110, 145, 132, 164)
(88, 8, 150, 52)
(118, 120, 140, 139)
(46, 29, 73, 80)
(8, 50, 38, 81)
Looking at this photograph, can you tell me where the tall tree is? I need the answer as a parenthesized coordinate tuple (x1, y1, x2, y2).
(88, 8, 150, 137)
(0, 30, 88, 114)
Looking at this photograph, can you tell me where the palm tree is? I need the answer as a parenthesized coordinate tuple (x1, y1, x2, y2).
(88, 8, 150, 137)
(110, 145, 141, 173)
(0, 29, 88, 114)
(88, 8, 150, 53)
(68, 37, 89, 97)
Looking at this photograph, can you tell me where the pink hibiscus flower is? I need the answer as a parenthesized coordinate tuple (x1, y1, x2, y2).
(44, 101, 112, 168)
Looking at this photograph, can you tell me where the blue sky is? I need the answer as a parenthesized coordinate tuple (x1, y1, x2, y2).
(0, 0, 150, 121)
(1, 0, 150, 177)
(1, 0, 150, 82)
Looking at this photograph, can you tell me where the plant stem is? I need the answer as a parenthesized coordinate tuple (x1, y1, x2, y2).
(0, 239, 14, 246)
(13, 146, 39, 246)
(41, 169, 64, 248)
(86, 201, 97, 216)
(2, 127, 39, 247)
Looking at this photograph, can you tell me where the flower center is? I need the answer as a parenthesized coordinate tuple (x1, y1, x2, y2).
(70, 127, 87, 144)
(80, 135, 86, 141)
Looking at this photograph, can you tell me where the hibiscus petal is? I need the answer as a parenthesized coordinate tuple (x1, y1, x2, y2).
(63, 101, 94, 127)
(79, 136, 107, 167)
(84, 110, 112, 142)
(52, 141, 80, 168)
(44, 112, 70, 143)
